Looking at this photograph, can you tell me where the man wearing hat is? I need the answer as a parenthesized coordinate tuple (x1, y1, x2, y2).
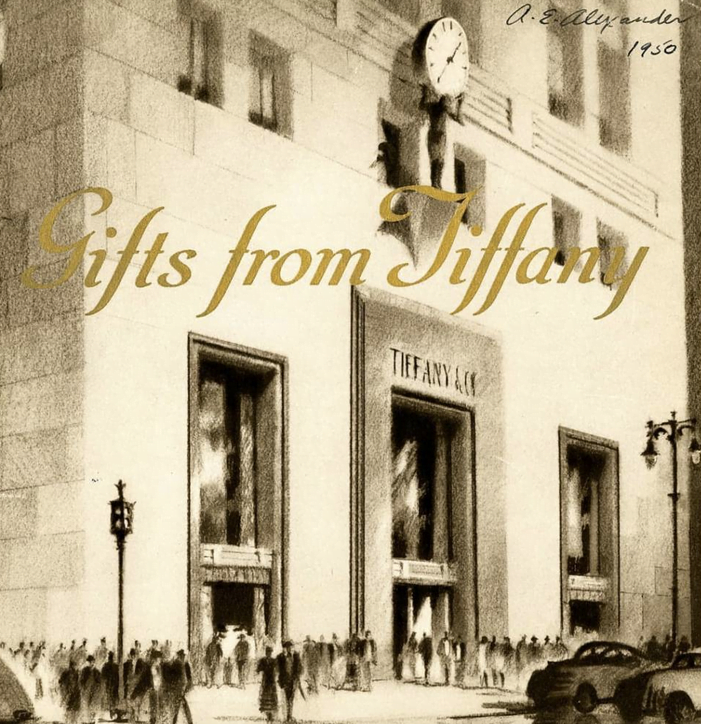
(277, 640, 302, 722)
(204, 632, 223, 688)
(163, 650, 193, 724)
(527, 636, 542, 667)
(234, 633, 251, 689)
(94, 638, 108, 670)
(79, 655, 101, 723)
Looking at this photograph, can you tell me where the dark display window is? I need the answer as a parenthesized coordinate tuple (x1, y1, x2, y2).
(391, 397, 456, 562)
(197, 362, 262, 547)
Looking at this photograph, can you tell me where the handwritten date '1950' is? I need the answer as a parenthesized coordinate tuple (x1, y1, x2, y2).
(506, 4, 687, 58)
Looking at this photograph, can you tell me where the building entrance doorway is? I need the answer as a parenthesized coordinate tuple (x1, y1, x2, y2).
(393, 584, 452, 678)
(202, 583, 269, 652)
(569, 600, 601, 635)
(212, 583, 254, 631)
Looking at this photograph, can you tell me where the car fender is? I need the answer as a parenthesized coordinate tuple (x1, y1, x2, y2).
(644, 671, 701, 712)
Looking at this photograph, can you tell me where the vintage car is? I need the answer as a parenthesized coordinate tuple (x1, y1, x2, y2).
(527, 641, 653, 713)
(615, 652, 701, 723)
(0, 655, 35, 723)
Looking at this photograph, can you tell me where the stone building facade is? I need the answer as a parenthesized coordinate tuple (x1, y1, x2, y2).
(0, 0, 693, 671)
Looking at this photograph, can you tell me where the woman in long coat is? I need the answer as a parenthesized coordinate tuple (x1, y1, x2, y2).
(257, 646, 278, 722)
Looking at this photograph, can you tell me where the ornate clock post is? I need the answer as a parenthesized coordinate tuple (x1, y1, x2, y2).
(413, 17, 470, 188)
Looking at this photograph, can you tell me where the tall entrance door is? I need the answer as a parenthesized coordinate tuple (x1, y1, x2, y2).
(392, 584, 452, 662)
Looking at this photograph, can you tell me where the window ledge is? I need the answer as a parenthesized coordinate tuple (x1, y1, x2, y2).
(568, 574, 610, 603)
(392, 558, 458, 585)
(202, 543, 273, 569)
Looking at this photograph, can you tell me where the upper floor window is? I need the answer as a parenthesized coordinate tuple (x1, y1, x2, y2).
(249, 33, 292, 137)
(442, 0, 481, 65)
(392, 395, 463, 563)
(548, 15, 584, 125)
(454, 145, 485, 227)
(378, 119, 404, 188)
(565, 446, 605, 576)
(178, 5, 221, 105)
(597, 221, 627, 287)
(559, 427, 619, 636)
(379, 0, 420, 24)
(552, 198, 581, 266)
(598, 34, 631, 155)
(197, 362, 263, 547)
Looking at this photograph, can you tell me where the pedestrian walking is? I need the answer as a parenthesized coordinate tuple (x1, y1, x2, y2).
(101, 651, 120, 719)
(645, 635, 662, 662)
(329, 633, 344, 689)
(71, 639, 88, 669)
(257, 646, 278, 723)
(453, 636, 466, 687)
(542, 636, 555, 663)
(30, 643, 46, 700)
(204, 633, 223, 688)
(234, 634, 250, 689)
(438, 632, 452, 686)
(360, 631, 377, 692)
(527, 636, 542, 669)
(302, 635, 320, 694)
(124, 648, 145, 721)
(277, 640, 303, 723)
(162, 650, 193, 724)
(553, 636, 568, 661)
(59, 660, 82, 724)
(318, 635, 331, 688)
(500, 636, 514, 688)
(664, 634, 675, 662)
(406, 632, 418, 681)
(223, 656, 234, 687)
(80, 656, 101, 724)
(478, 636, 489, 687)
(418, 633, 433, 686)
(131, 651, 160, 724)
(345, 634, 361, 691)
(95, 638, 109, 671)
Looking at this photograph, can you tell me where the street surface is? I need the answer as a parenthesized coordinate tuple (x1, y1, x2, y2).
(181, 684, 665, 724)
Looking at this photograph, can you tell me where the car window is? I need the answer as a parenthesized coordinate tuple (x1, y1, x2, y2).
(576, 645, 607, 662)
(602, 647, 634, 663)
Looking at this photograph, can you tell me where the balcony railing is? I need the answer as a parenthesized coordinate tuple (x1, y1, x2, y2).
(392, 558, 458, 585)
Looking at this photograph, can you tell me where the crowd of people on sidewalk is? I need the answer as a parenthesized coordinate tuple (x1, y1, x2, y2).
(637, 632, 692, 662)
(0, 629, 692, 723)
(0, 638, 192, 724)
(202, 629, 378, 721)
(396, 632, 570, 690)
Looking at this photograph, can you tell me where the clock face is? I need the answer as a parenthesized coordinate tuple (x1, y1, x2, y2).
(424, 17, 469, 97)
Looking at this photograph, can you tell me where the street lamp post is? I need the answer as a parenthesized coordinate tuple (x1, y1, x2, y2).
(641, 412, 701, 650)
(109, 480, 135, 718)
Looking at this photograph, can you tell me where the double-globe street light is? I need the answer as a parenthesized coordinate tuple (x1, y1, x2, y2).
(641, 412, 701, 649)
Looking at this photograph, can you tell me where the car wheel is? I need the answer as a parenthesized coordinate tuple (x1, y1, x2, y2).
(665, 692, 696, 724)
(573, 683, 598, 714)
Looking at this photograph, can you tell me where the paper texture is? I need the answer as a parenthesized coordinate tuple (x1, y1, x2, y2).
(0, 1, 699, 722)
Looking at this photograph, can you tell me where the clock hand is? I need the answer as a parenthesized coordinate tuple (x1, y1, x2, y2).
(437, 42, 463, 83)
(447, 42, 462, 63)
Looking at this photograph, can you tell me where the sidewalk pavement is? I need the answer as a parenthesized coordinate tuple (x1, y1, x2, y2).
(186, 680, 531, 723)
